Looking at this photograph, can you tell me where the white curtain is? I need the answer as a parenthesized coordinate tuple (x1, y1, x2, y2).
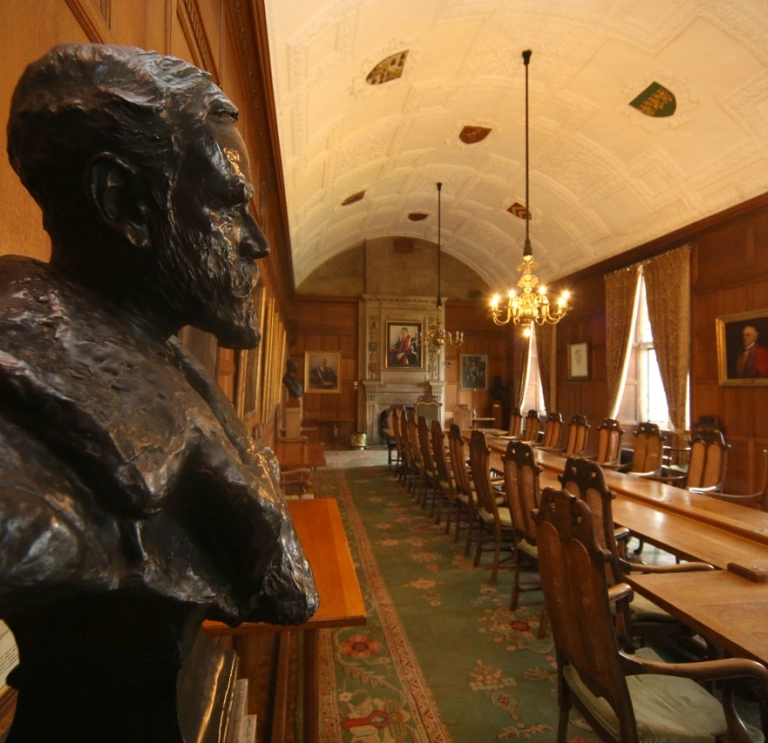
(604, 264, 641, 419)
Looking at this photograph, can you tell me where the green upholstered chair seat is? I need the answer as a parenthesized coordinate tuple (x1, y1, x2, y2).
(629, 592, 676, 622)
(457, 491, 477, 506)
(564, 647, 764, 743)
(477, 506, 512, 529)
(517, 539, 537, 559)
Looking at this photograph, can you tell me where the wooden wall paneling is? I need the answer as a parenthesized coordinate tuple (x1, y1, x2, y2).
(109, 0, 167, 52)
(175, 0, 219, 82)
(170, 5, 195, 61)
(226, 0, 295, 317)
(193, 0, 223, 73)
(0, 1, 94, 264)
(290, 297, 360, 444)
(64, 0, 113, 42)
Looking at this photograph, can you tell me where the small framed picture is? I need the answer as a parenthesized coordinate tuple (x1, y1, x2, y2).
(567, 341, 589, 381)
(716, 309, 768, 386)
(460, 354, 488, 390)
(385, 322, 422, 369)
(305, 351, 341, 393)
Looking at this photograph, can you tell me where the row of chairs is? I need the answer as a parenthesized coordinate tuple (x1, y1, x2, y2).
(468, 434, 768, 740)
(388, 406, 768, 738)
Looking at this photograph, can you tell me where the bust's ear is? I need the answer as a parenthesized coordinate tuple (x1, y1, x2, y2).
(87, 153, 151, 251)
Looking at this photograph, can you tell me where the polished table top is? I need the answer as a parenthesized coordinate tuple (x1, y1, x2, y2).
(474, 433, 768, 664)
(205, 497, 366, 635)
(273, 441, 328, 470)
(483, 436, 768, 569)
(625, 570, 768, 664)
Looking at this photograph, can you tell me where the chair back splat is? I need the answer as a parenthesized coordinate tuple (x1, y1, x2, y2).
(629, 422, 663, 476)
(686, 426, 729, 491)
(594, 418, 624, 465)
(536, 412, 563, 449)
(507, 407, 523, 438)
(521, 410, 540, 443)
(453, 404, 471, 430)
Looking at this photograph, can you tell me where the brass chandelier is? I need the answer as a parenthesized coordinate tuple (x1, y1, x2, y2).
(490, 49, 569, 332)
(425, 182, 463, 350)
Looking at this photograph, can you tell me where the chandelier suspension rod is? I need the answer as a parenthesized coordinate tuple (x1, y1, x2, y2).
(523, 49, 531, 258)
(437, 182, 442, 308)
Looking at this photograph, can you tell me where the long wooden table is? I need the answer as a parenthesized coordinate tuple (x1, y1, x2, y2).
(274, 441, 327, 470)
(625, 570, 768, 664)
(479, 434, 768, 663)
(485, 438, 768, 568)
(205, 498, 365, 743)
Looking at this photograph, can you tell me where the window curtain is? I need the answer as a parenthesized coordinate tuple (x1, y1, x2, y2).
(535, 323, 557, 413)
(644, 245, 691, 447)
(605, 264, 641, 419)
(513, 331, 531, 409)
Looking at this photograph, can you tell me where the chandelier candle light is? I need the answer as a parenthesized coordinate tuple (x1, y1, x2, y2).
(490, 49, 570, 334)
(425, 182, 464, 349)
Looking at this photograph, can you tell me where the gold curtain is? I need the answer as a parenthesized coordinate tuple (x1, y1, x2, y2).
(644, 245, 691, 444)
(513, 331, 531, 409)
(605, 264, 641, 418)
(535, 323, 557, 413)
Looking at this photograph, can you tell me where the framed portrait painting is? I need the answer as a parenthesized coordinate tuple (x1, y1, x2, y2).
(716, 309, 768, 386)
(460, 354, 487, 390)
(305, 351, 341, 393)
(385, 322, 422, 369)
(567, 341, 590, 381)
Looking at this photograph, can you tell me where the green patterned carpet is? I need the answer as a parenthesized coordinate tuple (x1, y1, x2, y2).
(315, 463, 601, 742)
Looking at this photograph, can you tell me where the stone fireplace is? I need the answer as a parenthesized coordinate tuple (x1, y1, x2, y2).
(359, 294, 446, 442)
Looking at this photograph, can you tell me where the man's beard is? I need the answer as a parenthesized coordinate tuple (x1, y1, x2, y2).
(152, 217, 261, 349)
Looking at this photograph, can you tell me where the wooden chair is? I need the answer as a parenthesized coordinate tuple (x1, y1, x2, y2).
(448, 423, 478, 552)
(431, 419, 460, 533)
(534, 412, 563, 449)
(541, 413, 588, 456)
(507, 407, 523, 438)
(605, 422, 663, 478)
(383, 405, 401, 470)
(392, 408, 411, 487)
(502, 440, 548, 634)
(558, 456, 714, 646)
(704, 448, 768, 511)
(468, 430, 515, 583)
(533, 486, 768, 743)
(414, 398, 441, 427)
(662, 427, 729, 493)
(417, 415, 441, 517)
(588, 417, 624, 466)
(453, 404, 472, 431)
(521, 410, 540, 443)
(407, 415, 427, 499)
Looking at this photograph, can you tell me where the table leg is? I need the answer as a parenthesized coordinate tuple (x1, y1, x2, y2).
(303, 629, 319, 743)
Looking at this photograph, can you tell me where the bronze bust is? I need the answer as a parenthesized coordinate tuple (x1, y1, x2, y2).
(1, 44, 318, 740)
(283, 358, 304, 398)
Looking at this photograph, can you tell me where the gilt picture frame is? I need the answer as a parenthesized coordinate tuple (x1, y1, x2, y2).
(305, 351, 341, 393)
(460, 354, 488, 390)
(716, 309, 768, 386)
(385, 322, 422, 369)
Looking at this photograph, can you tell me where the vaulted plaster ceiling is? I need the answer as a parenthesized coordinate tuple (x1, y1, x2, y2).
(265, 0, 768, 292)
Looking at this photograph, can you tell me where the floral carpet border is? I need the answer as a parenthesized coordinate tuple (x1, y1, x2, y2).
(318, 468, 452, 743)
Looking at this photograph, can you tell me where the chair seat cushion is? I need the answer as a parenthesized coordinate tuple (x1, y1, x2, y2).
(517, 539, 537, 559)
(564, 646, 764, 742)
(478, 506, 513, 528)
(457, 491, 477, 506)
(629, 592, 675, 622)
